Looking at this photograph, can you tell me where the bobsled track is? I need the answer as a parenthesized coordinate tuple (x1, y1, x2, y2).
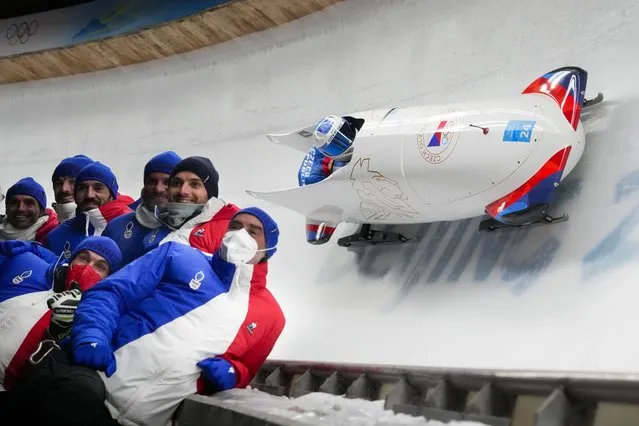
(2, 0, 639, 424)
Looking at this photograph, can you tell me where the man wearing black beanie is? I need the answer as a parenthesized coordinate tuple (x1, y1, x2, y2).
(169, 156, 220, 199)
(156, 156, 241, 256)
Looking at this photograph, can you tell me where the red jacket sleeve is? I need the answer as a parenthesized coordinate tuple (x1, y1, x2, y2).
(229, 289, 285, 388)
(226, 301, 285, 388)
(197, 289, 285, 393)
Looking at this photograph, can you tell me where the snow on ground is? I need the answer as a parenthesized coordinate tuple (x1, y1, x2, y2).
(208, 388, 486, 426)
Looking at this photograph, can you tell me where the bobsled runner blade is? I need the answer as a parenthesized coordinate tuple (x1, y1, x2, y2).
(478, 213, 569, 232)
(266, 123, 318, 153)
(337, 224, 416, 247)
(583, 92, 604, 108)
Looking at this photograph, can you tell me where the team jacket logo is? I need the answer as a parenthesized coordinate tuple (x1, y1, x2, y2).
(148, 228, 159, 244)
(246, 322, 257, 335)
(124, 222, 134, 239)
(189, 271, 205, 290)
(63, 241, 72, 259)
(12, 270, 32, 284)
(194, 229, 205, 237)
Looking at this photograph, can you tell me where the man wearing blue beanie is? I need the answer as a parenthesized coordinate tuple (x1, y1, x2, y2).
(198, 207, 284, 394)
(51, 155, 93, 222)
(45, 161, 134, 260)
(16, 206, 284, 426)
(0, 236, 122, 422)
(105, 153, 241, 267)
(0, 177, 59, 244)
(104, 151, 182, 265)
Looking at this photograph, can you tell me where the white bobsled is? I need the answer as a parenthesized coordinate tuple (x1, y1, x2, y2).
(247, 66, 602, 247)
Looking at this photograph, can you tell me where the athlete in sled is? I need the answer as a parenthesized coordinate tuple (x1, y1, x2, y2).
(248, 66, 603, 247)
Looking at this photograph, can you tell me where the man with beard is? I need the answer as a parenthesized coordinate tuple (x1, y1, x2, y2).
(45, 162, 134, 259)
(51, 155, 93, 223)
(103, 151, 182, 265)
(107, 155, 240, 266)
(157, 156, 240, 254)
(0, 178, 59, 244)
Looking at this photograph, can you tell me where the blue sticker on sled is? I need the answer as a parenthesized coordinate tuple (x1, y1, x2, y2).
(503, 120, 536, 143)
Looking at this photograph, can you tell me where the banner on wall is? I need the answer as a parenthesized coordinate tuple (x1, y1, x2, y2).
(0, 0, 232, 58)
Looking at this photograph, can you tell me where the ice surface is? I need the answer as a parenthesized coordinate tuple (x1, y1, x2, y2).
(0, 0, 638, 375)
(206, 388, 486, 426)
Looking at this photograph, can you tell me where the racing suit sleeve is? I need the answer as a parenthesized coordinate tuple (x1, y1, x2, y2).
(298, 146, 335, 186)
(71, 242, 172, 345)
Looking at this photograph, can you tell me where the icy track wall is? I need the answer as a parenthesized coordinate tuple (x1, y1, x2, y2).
(0, 0, 637, 375)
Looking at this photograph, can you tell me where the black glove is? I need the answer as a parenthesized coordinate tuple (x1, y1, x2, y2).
(51, 264, 69, 293)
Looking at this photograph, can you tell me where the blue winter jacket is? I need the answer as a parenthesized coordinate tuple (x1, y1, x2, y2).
(45, 217, 88, 260)
(70, 241, 254, 425)
(102, 212, 171, 266)
(0, 250, 52, 302)
(0, 241, 61, 306)
(72, 241, 240, 351)
(0, 244, 58, 389)
(129, 198, 141, 210)
(45, 198, 133, 259)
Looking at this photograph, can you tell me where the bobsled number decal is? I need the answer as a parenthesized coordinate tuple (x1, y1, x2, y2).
(503, 120, 536, 143)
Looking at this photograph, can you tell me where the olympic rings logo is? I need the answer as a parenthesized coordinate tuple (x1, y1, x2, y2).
(5, 20, 39, 45)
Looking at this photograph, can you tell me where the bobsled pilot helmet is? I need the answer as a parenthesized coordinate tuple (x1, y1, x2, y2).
(313, 115, 358, 160)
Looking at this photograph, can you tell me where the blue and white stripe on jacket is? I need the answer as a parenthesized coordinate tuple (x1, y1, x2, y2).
(0, 251, 54, 390)
(71, 241, 252, 426)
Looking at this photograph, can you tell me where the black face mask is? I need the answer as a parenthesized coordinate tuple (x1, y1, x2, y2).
(154, 202, 205, 230)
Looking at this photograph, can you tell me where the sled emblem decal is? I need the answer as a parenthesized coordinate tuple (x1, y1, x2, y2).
(417, 108, 466, 164)
(428, 120, 450, 147)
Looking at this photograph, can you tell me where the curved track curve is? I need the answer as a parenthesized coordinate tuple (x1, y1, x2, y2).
(0, 0, 636, 375)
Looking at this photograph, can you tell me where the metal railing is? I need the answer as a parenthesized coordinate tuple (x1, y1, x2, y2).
(244, 360, 639, 426)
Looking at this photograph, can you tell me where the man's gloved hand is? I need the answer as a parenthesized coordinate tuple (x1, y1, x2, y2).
(47, 289, 82, 341)
(197, 357, 236, 391)
(73, 340, 117, 377)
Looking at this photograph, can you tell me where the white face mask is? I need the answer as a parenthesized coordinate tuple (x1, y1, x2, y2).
(219, 229, 266, 265)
